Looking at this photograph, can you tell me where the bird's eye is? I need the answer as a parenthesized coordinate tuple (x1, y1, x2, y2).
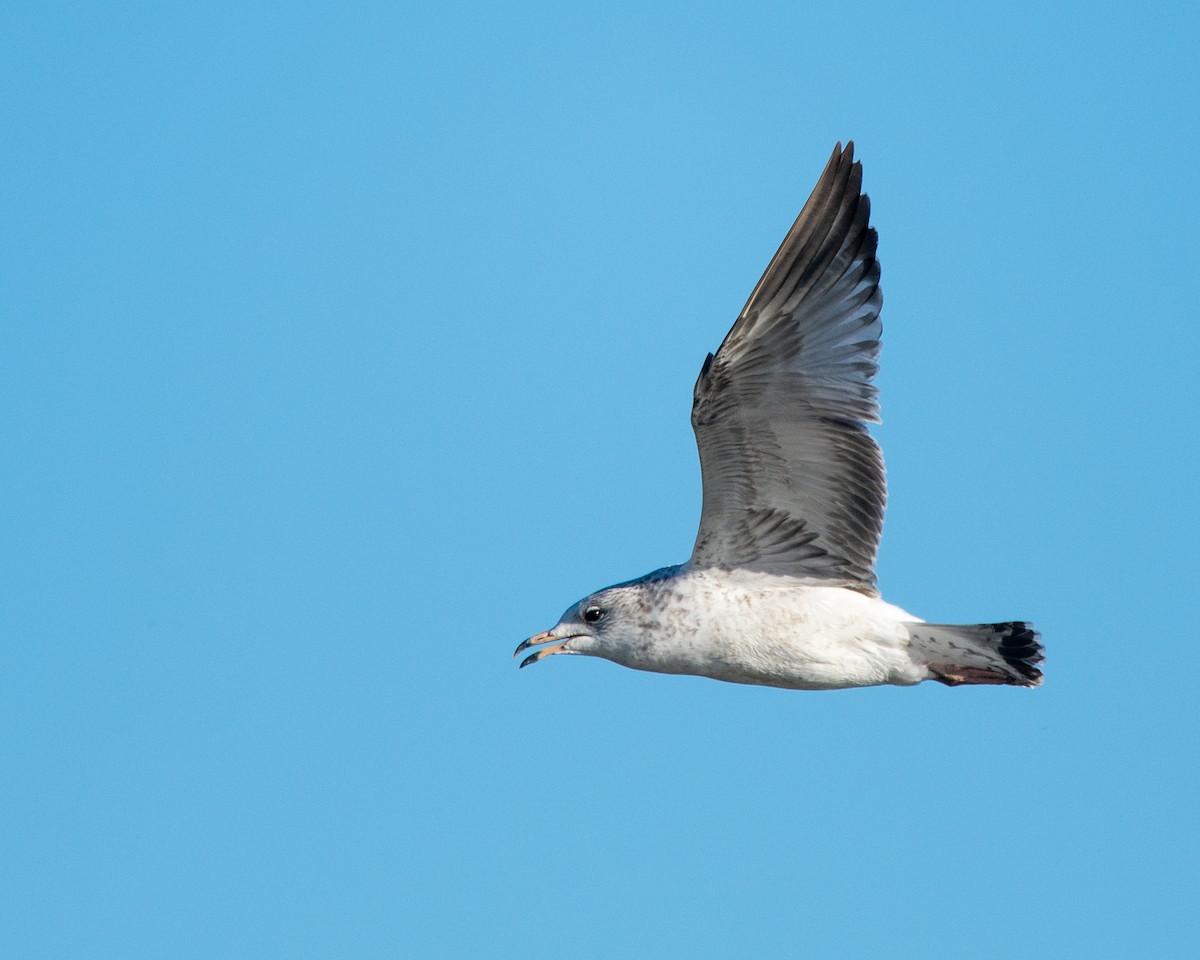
(583, 606, 605, 624)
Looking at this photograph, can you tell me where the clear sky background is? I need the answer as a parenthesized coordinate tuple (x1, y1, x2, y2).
(3, 1, 1198, 957)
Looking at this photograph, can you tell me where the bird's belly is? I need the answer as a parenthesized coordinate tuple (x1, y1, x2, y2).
(622, 582, 924, 690)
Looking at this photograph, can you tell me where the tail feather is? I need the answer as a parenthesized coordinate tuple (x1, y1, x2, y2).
(908, 622, 1044, 687)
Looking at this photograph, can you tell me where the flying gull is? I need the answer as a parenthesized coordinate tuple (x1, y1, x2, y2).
(515, 142, 1043, 690)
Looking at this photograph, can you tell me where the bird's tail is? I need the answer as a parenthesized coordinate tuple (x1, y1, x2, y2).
(907, 622, 1044, 687)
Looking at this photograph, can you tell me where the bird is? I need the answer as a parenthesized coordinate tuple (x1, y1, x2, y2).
(515, 142, 1042, 691)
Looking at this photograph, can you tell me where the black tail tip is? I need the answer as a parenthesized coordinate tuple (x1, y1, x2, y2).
(994, 621, 1044, 686)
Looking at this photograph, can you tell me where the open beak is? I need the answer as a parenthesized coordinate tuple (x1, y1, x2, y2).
(514, 630, 583, 669)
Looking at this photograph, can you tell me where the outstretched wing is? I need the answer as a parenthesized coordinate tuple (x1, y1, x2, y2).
(689, 141, 884, 592)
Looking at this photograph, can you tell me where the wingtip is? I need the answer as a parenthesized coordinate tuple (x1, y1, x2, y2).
(838, 141, 865, 182)
(830, 141, 863, 189)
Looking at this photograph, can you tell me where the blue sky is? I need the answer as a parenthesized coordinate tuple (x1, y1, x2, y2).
(3, 1, 1198, 957)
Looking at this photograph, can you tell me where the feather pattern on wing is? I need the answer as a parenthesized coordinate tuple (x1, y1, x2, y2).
(689, 142, 885, 592)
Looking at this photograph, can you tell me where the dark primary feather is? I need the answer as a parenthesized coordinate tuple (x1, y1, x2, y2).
(689, 142, 885, 591)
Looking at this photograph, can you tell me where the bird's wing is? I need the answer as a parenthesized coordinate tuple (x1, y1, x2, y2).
(689, 142, 884, 592)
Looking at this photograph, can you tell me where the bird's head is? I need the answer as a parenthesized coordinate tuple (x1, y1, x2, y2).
(514, 582, 650, 669)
